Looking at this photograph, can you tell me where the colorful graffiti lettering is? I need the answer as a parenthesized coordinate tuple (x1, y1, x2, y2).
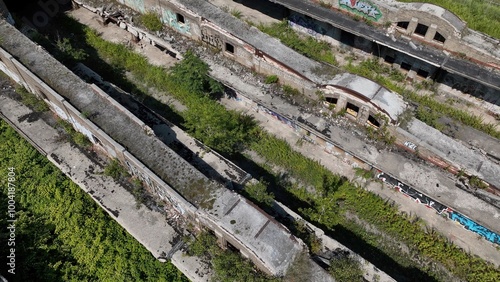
(449, 212, 500, 245)
(162, 10, 191, 34)
(339, 0, 382, 21)
(376, 171, 500, 245)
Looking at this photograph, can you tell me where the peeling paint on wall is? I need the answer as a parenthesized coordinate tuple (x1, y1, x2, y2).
(124, 0, 145, 13)
(339, 0, 382, 21)
(162, 9, 191, 34)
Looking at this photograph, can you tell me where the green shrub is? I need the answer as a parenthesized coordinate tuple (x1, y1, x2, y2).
(264, 74, 279, 84)
(282, 85, 301, 96)
(16, 86, 49, 112)
(140, 12, 163, 32)
(104, 159, 130, 180)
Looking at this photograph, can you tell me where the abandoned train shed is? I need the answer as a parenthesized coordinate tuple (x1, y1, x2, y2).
(0, 19, 307, 277)
(73, 0, 407, 127)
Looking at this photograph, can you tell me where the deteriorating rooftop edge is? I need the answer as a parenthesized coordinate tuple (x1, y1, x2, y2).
(269, 0, 500, 91)
(174, 0, 321, 82)
(330, 73, 406, 120)
(0, 19, 302, 275)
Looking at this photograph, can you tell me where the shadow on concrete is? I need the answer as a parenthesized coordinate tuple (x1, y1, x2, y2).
(234, 0, 288, 21)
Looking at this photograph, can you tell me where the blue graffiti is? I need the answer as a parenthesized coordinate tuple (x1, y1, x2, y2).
(162, 10, 191, 34)
(376, 171, 500, 246)
(448, 211, 500, 245)
(289, 14, 327, 37)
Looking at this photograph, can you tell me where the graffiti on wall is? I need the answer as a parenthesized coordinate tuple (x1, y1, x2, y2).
(376, 171, 500, 245)
(162, 10, 191, 34)
(404, 141, 417, 151)
(124, 0, 145, 13)
(257, 104, 299, 131)
(288, 14, 327, 38)
(449, 212, 500, 244)
(339, 0, 382, 21)
(201, 28, 223, 48)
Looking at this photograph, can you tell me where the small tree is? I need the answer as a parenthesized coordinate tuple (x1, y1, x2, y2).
(169, 50, 224, 96)
(243, 180, 274, 209)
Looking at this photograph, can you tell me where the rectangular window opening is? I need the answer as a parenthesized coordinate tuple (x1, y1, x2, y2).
(397, 21, 409, 29)
(417, 69, 429, 78)
(401, 62, 412, 71)
(225, 42, 234, 54)
(326, 97, 338, 104)
(384, 55, 395, 64)
(176, 13, 185, 24)
(346, 102, 359, 117)
(414, 23, 429, 36)
(367, 115, 380, 128)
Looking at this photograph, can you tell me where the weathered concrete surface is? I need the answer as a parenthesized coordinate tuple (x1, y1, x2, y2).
(405, 119, 500, 188)
(0, 91, 211, 282)
(67, 4, 500, 267)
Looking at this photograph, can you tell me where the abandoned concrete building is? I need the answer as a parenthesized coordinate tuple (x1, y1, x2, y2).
(70, 0, 407, 128)
(0, 19, 314, 278)
(271, 0, 500, 103)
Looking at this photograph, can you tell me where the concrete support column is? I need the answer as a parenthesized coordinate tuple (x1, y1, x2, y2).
(407, 18, 419, 35)
(215, 231, 227, 249)
(335, 95, 347, 112)
(357, 106, 370, 124)
(425, 24, 438, 41)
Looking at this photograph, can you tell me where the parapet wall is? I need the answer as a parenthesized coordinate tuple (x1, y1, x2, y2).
(0, 46, 197, 218)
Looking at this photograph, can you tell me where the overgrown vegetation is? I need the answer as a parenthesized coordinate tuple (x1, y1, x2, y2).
(40, 16, 500, 281)
(83, 29, 257, 155)
(243, 180, 275, 211)
(328, 254, 364, 282)
(16, 86, 49, 112)
(139, 12, 163, 32)
(103, 159, 130, 180)
(0, 120, 186, 281)
(264, 74, 279, 84)
(187, 231, 278, 282)
(258, 20, 338, 65)
(56, 119, 92, 147)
